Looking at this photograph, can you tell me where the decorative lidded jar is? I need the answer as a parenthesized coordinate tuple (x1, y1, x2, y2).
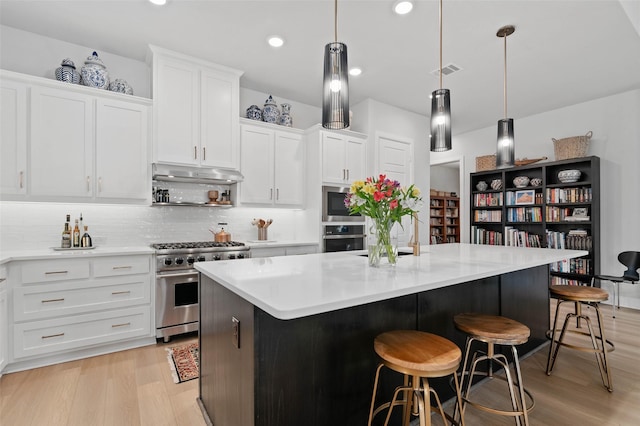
(80, 51, 109, 90)
(55, 58, 81, 84)
(278, 103, 293, 127)
(246, 105, 262, 121)
(262, 95, 280, 124)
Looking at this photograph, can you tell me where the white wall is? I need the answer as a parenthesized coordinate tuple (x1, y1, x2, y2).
(430, 164, 460, 194)
(432, 89, 640, 309)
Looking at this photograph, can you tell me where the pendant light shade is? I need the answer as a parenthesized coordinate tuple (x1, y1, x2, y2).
(496, 25, 515, 168)
(322, 42, 349, 129)
(430, 0, 451, 152)
(430, 89, 451, 152)
(322, 0, 349, 130)
(497, 118, 515, 168)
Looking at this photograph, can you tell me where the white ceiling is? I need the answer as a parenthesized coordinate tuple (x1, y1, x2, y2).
(2, 0, 639, 135)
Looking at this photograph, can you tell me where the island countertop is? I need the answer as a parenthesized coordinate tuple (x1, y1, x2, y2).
(195, 243, 586, 320)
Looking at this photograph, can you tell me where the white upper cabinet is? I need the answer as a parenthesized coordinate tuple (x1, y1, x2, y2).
(239, 121, 305, 208)
(149, 45, 243, 170)
(0, 78, 27, 195)
(95, 99, 149, 200)
(30, 86, 94, 198)
(0, 70, 151, 202)
(321, 131, 366, 185)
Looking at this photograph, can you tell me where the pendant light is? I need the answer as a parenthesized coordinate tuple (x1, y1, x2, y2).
(322, 0, 349, 129)
(430, 0, 452, 152)
(496, 25, 515, 168)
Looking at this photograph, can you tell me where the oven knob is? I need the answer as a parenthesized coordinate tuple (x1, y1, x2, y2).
(186, 257, 195, 264)
(175, 257, 184, 265)
(197, 256, 206, 262)
(164, 258, 172, 266)
(213, 255, 221, 261)
(228, 254, 236, 260)
(237, 253, 245, 259)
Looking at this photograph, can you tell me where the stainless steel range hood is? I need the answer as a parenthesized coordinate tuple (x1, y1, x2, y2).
(152, 163, 243, 184)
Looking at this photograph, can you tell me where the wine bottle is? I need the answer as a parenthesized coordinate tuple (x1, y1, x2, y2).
(73, 219, 81, 247)
(61, 215, 71, 248)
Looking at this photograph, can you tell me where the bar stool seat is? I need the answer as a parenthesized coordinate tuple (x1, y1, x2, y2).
(454, 313, 534, 426)
(546, 284, 615, 392)
(368, 330, 465, 426)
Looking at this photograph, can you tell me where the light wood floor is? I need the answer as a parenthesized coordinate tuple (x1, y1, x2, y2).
(1, 304, 639, 426)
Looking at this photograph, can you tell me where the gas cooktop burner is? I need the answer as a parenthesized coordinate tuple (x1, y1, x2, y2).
(151, 241, 246, 250)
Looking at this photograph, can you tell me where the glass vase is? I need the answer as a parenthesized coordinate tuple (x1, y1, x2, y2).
(367, 220, 398, 267)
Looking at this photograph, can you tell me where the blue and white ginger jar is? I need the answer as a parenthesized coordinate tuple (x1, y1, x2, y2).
(246, 105, 262, 121)
(80, 51, 109, 90)
(55, 58, 80, 84)
(262, 95, 280, 124)
(109, 78, 133, 95)
(278, 103, 293, 127)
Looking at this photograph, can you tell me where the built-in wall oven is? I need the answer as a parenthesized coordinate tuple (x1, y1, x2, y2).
(152, 241, 250, 342)
(322, 186, 364, 222)
(323, 224, 366, 252)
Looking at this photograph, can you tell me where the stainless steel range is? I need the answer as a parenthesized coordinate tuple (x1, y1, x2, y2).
(152, 241, 251, 342)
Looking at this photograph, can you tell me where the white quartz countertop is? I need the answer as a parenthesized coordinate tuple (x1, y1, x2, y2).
(195, 243, 588, 320)
(244, 240, 318, 248)
(0, 246, 155, 264)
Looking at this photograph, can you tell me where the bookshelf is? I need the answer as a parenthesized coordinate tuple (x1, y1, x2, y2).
(470, 156, 600, 285)
(430, 194, 460, 244)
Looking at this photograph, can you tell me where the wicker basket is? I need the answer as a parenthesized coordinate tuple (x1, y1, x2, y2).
(476, 155, 496, 172)
(552, 131, 592, 160)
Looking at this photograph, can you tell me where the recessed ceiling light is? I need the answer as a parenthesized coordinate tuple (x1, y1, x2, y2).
(393, 1, 413, 15)
(149, 0, 167, 5)
(349, 68, 362, 76)
(267, 36, 284, 48)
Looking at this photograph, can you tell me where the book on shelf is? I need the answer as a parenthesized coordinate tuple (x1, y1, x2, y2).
(473, 210, 502, 223)
(471, 226, 503, 245)
(545, 230, 593, 251)
(504, 226, 542, 248)
(506, 207, 542, 222)
(473, 192, 503, 207)
(550, 257, 592, 275)
(551, 276, 591, 286)
(546, 187, 592, 204)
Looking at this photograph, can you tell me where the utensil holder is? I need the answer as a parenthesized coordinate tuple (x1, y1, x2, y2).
(258, 228, 268, 241)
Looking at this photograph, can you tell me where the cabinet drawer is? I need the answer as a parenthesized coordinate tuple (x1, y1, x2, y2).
(13, 275, 151, 322)
(93, 255, 150, 277)
(13, 306, 151, 359)
(20, 259, 90, 284)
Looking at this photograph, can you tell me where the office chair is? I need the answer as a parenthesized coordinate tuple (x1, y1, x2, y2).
(593, 251, 640, 318)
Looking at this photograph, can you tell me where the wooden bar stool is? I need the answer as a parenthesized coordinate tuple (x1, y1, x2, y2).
(453, 313, 534, 426)
(368, 330, 465, 426)
(546, 285, 615, 392)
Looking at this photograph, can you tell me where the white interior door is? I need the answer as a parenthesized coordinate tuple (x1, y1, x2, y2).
(376, 132, 414, 245)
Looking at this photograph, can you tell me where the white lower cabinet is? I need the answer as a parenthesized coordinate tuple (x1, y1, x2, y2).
(9, 254, 153, 367)
(251, 244, 318, 258)
(0, 265, 7, 375)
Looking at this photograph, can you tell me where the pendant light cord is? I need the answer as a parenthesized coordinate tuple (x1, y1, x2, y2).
(503, 31, 507, 119)
(334, 0, 338, 42)
(439, 0, 443, 90)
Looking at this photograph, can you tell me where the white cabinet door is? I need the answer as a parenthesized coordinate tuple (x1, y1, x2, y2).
(240, 125, 274, 204)
(30, 86, 94, 197)
(274, 131, 304, 206)
(321, 132, 347, 184)
(0, 79, 27, 195)
(95, 99, 149, 200)
(345, 137, 366, 182)
(154, 56, 199, 165)
(200, 68, 239, 169)
(0, 279, 7, 373)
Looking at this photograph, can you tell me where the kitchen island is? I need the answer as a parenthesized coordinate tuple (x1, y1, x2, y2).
(195, 243, 586, 426)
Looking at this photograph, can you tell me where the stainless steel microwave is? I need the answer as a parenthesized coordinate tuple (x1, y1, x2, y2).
(322, 186, 363, 222)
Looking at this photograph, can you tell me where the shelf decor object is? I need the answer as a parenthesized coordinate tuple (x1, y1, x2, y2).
(496, 25, 516, 168)
(430, 0, 452, 152)
(553, 131, 592, 160)
(345, 175, 422, 266)
(262, 95, 280, 124)
(80, 51, 109, 90)
(322, 0, 349, 130)
(54, 58, 80, 84)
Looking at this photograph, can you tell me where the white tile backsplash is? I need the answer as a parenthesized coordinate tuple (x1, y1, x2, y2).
(0, 201, 317, 251)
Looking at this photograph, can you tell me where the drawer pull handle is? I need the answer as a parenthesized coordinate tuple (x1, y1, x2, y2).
(42, 298, 65, 303)
(112, 322, 131, 328)
(112, 266, 133, 270)
(45, 270, 68, 275)
(111, 290, 131, 295)
(42, 332, 64, 339)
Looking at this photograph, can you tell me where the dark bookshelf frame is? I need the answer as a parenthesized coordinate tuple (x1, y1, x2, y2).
(470, 156, 600, 285)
